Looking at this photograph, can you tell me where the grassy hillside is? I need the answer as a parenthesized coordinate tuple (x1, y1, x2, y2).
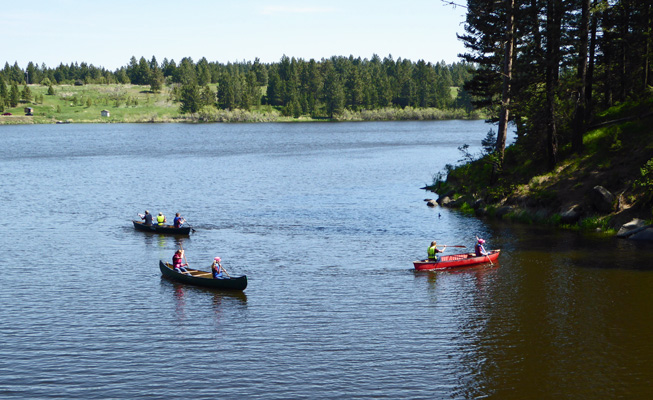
(0, 84, 181, 124)
(429, 98, 653, 232)
(0, 84, 477, 125)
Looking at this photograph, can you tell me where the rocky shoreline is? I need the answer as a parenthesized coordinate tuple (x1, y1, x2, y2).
(426, 183, 653, 242)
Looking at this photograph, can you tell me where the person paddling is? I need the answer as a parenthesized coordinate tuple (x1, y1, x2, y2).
(211, 257, 227, 279)
(427, 241, 446, 261)
(173, 213, 186, 228)
(172, 249, 191, 275)
(475, 238, 489, 256)
(139, 210, 153, 225)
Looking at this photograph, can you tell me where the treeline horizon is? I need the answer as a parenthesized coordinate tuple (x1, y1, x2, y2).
(0, 55, 477, 118)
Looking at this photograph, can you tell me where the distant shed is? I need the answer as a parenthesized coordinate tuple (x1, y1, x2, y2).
(101, 110, 110, 117)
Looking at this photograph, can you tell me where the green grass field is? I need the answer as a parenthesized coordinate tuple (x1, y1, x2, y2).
(1, 84, 181, 124)
(1, 83, 474, 124)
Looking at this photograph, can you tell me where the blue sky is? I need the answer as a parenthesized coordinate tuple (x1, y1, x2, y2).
(2, 0, 468, 70)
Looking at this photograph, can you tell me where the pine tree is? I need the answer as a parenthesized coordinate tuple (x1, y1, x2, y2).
(0, 75, 7, 110)
(149, 67, 164, 93)
(322, 61, 344, 118)
(217, 72, 236, 109)
(179, 83, 201, 114)
(9, 83, 19, 107)
(200, 85, 215, 108)
(21, 85, 33, 103)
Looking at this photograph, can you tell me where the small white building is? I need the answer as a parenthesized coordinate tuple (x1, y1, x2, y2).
(101, 110, 110, 117)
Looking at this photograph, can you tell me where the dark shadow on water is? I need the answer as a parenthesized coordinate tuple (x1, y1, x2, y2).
(159, 277, 248, 303)
(487, 221, 653, 271)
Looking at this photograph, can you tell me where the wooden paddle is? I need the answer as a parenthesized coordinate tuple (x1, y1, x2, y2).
(179, 245, 193, 274)
(215, 260, 231, 278)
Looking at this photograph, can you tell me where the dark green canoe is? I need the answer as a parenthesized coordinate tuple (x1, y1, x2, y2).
(133, 220, 191, 235)
(159, 261, 247, 291)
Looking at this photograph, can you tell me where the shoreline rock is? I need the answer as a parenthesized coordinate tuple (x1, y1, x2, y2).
(434, 194, 652, 242)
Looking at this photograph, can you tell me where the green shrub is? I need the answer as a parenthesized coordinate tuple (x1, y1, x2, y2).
(459, 202, 474, 215)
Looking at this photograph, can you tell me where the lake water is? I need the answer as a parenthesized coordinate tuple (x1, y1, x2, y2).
(1, 121, 652, 399)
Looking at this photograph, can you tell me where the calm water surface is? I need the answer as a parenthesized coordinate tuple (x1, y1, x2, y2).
(1, 121, 652, 399)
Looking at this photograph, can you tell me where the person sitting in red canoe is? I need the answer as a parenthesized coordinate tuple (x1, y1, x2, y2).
(172, 249, 191, 275)
(211, 257, 226, 279)
(428, 241, 447, 261)
(475, 238, 489, 256)
(173, 213, 186, 228)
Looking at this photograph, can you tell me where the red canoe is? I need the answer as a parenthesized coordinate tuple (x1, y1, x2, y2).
(413, 249, 501, 271)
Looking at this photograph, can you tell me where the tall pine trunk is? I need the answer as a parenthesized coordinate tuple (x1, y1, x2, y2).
(546, 0, 562, 170)
(496, 0, 515, 167)
(645, 2, 652, 89)
(572, 0, 590, 154)
(586, 0, 599, 117)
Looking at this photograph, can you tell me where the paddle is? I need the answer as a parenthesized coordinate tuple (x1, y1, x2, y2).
(422, 244, 464, 262)
(184, 220, 196, 233)
(214, 260, 231, 278)
(178, 245, 193, 275)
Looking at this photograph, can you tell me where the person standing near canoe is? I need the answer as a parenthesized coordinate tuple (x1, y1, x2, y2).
(157, 212, 167, 225)
(173, 213, 186, 228)
(475, 238, 489, 256)
(428, 241, 446, 261)
(139, 210, 153, 225)
(172, 249, 191, 275)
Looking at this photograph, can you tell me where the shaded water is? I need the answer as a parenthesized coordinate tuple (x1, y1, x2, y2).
(1, 121, 652, 399)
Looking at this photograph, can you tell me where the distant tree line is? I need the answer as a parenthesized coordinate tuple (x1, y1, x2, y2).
(0, 55, 476, 117)
(457, 0, 653, 171)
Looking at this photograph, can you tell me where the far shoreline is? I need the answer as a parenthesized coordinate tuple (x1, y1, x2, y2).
(0, 83, 482, 126)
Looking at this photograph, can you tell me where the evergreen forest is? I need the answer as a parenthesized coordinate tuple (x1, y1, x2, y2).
(437, 0, 653, 228)
(0, 55, 476, 120)
(456, 0, 652, 171)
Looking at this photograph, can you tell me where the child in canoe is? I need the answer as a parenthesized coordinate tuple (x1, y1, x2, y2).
(211, 257, 228, 279)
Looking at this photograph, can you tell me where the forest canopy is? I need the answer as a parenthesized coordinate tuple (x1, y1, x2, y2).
(456, 0, 652, 170)
(0, 55, 477, 119)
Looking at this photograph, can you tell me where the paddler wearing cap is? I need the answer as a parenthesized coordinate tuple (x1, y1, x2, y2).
(211, 257, 226, 279)
(475, 238, 489, 256)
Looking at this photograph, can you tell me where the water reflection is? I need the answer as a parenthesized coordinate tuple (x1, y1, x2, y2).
(414, 263, 500, 304)
(173, 236, 188, 249)
(211, 291, 248, 317)
(172, 282, 187, 321)
(160, 277, 248, 324)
